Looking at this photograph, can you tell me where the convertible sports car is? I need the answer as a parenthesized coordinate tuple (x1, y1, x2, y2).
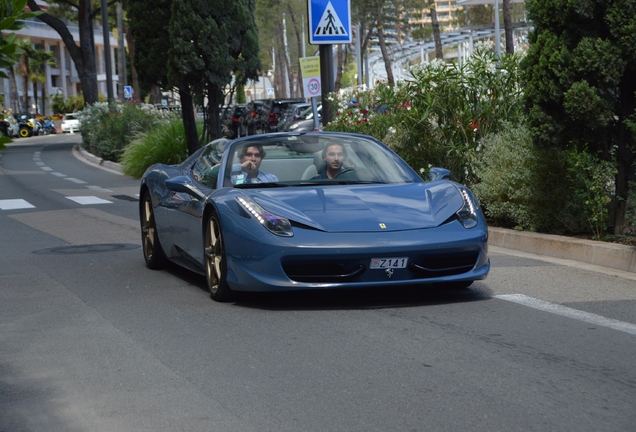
(139, 132, 489, 302)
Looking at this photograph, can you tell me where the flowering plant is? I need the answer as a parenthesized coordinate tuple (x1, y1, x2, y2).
(325, 43, 525, 184)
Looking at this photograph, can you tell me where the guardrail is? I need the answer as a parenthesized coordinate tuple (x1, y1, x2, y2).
(367, 23, 531, 86)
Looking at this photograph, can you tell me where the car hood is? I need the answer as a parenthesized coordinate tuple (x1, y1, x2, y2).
(249, 182, 463, 233)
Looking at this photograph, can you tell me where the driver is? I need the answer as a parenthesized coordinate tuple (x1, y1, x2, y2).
(312, 142, 349, 179)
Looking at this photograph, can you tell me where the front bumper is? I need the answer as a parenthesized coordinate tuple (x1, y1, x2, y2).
(223, 220, 489, 292)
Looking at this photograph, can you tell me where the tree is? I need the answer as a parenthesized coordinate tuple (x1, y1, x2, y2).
(26, 0, 105, 106)
(428, 0, 443, 59)
(126, 0, 171, 103)
(167, 0, 261, 155)
(1, 0, 40, 78)
(29, 48, 57, 114)
(522, 0, 636, 234)
(15, 38, 34, 112)
(502, 0, 513, 54)
(1, 0, 39, 146)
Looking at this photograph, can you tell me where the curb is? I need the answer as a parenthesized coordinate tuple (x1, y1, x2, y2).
(72, 145, 636, 275)
(75, 145, 123, 173)
(489, 227, 636, 273)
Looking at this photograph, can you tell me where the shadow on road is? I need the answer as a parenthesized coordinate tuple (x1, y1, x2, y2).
(164, 262, 493, 311)
(234, 284, 493, 311)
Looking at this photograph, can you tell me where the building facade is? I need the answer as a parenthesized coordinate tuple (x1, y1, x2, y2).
(1, 17, 119, 116)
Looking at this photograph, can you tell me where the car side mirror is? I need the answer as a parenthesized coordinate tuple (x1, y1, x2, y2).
(428, 167, 451, 182)
(166, 176, 205, 200)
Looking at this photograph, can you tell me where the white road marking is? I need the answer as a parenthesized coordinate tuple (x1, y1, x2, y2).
(87, 185, 113, 192)
(35, 161, 44, 166)
(40, 166, 53, 171)
(496, 294, 636, 336)
(64, 177, 87, 184)
(66, 196, 113, 205)
(51, 172, 67, 177)
(0, 199, 36, 210)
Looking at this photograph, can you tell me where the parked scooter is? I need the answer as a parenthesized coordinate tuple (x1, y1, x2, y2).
(42, 118, 57, 134)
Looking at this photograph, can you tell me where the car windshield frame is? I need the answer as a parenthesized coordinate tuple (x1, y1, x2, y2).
(219, 133, 421, 189)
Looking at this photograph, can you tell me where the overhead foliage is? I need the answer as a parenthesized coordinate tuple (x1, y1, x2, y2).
(0, 0, 40, 79)
(167, 0, 261, 154)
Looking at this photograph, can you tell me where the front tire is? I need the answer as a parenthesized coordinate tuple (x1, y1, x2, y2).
(140, 191, 168, 269)
(205, 212, 233, 302)
(19, 127, 31, 137)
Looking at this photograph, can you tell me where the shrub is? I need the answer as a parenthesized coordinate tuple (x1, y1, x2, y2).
(567, 148, 617, 239)
(120, 118, 194, 179)
(78, 101, 178, 162)
(325, 43, 525, 184)
(626, 181, 636, 235)
(472, 122, 589, 234)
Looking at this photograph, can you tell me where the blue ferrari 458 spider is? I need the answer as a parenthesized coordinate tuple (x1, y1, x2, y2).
(139, 132, 489, 301)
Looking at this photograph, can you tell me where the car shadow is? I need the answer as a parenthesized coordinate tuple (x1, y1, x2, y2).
(163, 262, 493, 311)
(234, 284, 493, 311)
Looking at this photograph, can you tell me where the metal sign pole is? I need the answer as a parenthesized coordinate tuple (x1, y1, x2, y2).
(319, 44, 333, 124)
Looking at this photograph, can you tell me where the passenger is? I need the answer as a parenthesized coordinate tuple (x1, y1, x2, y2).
(312, 142, 350, 179)
(232, 144, 278, 184)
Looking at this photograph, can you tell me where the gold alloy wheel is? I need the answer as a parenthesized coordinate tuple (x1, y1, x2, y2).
(204, 216, 223, 295)
(141, 194, 156, 262)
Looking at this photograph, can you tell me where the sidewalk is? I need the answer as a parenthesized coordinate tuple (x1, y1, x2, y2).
(73, 144, 636, 276)
(489, 227, 636, 274)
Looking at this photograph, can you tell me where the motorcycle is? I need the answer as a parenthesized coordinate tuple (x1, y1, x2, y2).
(42, 118, 57, 134)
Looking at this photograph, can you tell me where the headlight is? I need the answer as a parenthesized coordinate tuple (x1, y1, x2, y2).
(288, 123, 300, 130)
(455, 186, 479, 229)
(237, 196, 293, 237)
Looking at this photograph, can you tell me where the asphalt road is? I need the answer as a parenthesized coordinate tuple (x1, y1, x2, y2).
(1, 135, 635, 431)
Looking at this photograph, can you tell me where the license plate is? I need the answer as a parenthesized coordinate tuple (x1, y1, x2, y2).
(370, 257, 408, 269)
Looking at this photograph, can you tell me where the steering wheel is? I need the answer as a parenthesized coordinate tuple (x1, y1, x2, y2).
(334, 167, 355, 178)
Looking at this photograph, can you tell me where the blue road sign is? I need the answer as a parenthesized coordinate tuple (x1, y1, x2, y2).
(124, 85, 132, 99)
(308, 0, 351, 44)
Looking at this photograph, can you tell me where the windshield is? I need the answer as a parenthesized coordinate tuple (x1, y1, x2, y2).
(220, 133, 419, 188)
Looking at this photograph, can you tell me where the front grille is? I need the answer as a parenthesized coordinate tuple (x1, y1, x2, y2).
(408, 251, 479, 277)
(282, 262, 366, 282)
(282, 250, 480, 283)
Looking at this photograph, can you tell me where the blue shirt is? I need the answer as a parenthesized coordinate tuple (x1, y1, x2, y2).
(231, 164, 279, 184)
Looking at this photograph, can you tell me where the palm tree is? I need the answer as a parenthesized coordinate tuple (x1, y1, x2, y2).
(29, 49, 57, 114)
(15, 38, 35, 113)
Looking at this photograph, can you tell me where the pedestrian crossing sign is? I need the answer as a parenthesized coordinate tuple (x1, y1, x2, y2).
(308, 0, 351, 44)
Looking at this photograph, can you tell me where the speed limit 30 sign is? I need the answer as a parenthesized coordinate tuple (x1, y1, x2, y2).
(299, 57, 321, 98)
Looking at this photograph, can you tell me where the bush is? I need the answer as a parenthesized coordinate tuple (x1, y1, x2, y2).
(120, 118, 195, 178)
(626, 181, 636, 235)
(472, 122, 589, 234)
(78, 101, 178, 162)
(325, 43, 525, 184)
(567, 148, 617, 239)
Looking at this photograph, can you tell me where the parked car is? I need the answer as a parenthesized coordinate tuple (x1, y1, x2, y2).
(61, 113, 80, 133)
(1, 117, 19, 138)
(287, 104, 322, 132)
(257, 98, 306, 133)
(139, 132, 490, 302)
(277, 102, 311, 132)
(222, 104, 246, 138)
(238, 99, 267, 136)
